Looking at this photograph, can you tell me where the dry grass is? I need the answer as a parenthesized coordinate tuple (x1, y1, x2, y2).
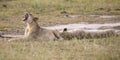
(0, 37, 120, 60)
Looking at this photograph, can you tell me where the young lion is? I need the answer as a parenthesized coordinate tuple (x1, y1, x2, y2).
(60, 28, 119, 40)
(60, 28, 86, 40)
(22, 12, 62, 40)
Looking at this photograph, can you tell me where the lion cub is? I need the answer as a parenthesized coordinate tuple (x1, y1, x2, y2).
(60, 28, 86, 40)
(60, 28, 118, 40)
(22, 12, 62, 40)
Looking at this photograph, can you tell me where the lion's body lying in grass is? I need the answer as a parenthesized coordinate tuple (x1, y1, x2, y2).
(60, 28, 119, 40)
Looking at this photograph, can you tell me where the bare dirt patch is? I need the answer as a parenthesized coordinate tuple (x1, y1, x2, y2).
(44, 22, 120, 33)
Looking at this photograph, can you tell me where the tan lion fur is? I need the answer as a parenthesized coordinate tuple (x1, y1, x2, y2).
(60, 28, 119, 40)
(23, 12, 63, 40)
(60, 28, 86, 40)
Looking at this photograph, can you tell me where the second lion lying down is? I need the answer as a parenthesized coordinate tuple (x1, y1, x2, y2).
(60, 28, 119, 40)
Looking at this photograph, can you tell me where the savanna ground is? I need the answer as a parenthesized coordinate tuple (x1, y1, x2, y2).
(0, 0, 120, 60)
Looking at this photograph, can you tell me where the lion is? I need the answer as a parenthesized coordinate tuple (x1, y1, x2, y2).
(60, 28, 119, 40)
(84, 30, 118, 39)
(22, 12, 63, 40)
(60, 28, 86, 40)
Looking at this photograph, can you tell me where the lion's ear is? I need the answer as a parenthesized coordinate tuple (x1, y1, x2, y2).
(33, 17, 39, 21)
(63, 28, 67, 32)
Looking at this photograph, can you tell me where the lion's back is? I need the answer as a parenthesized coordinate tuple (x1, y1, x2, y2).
(37, 28, 57, 40)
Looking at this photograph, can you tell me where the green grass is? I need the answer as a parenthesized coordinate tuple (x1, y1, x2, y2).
(0, 37, 120, 60)
(0, 0, 120, 14)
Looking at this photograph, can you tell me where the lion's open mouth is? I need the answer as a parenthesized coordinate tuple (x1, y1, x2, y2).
(22, 13, 29, 21)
